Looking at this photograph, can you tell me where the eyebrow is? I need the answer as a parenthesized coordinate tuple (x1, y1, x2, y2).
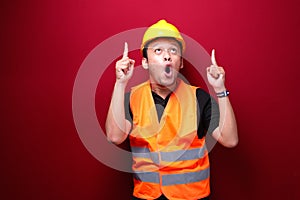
(149, 42, 179, 48)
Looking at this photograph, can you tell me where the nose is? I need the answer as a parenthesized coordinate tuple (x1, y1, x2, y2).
(164, 57, 171, 61)
(163, 51, 171, 62)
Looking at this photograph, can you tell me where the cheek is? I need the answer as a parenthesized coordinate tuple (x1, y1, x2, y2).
(148, 58, 164, 69)
(148, 56, 162, 64)
(149, 65, 161, 74)
(174, 58, 182, 69)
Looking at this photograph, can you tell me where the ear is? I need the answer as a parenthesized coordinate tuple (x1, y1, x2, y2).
(142, 58, 149, 69)
(180, 58, 184, 69)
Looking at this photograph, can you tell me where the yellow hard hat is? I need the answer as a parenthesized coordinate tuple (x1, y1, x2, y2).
(141, 19, 185, 53)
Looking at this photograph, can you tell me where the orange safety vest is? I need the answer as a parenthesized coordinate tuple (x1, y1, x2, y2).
(129, 79, 210, 200)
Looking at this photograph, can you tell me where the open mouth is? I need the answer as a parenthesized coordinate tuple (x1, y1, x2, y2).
(165, 66, 171, 74)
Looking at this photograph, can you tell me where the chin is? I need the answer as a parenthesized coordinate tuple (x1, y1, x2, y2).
(160, 79, 176, 87)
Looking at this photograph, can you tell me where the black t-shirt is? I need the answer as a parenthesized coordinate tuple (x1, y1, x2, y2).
(125, 88, 220, 139)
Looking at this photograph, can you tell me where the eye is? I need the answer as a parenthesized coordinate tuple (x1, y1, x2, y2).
(170, 48, 178, 54)
(154, 48, 162, 54)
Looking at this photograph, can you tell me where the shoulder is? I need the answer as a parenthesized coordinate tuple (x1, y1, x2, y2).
(195, 88, 213, 108)
(196, 88, 211, 100)
(180, 81, 211, 103)
(130, 81, 150, 104)
(131, 81, 149, 93)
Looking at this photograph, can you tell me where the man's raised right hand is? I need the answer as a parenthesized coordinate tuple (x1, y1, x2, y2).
(115, 42, 135, 83)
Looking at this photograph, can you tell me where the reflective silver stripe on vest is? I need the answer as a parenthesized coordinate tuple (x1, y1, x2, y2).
(133, 171, 160, 183)
(131, 147, 206, 163)
(160, 148, 206, 162)
(131, 147, 150, 153)
(131, 147, 159, 164)
(162, 168, 210, 186)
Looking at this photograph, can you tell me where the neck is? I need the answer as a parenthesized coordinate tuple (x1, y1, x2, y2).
(150, 80, 178, 99)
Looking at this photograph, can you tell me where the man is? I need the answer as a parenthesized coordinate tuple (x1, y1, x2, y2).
(106, 19, 238, 200)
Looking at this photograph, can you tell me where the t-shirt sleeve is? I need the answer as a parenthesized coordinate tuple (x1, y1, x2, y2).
(196, 88, 220, 138)
(124, 92, 133, 125)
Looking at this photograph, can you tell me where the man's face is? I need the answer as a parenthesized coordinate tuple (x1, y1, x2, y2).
(143, 37, 183, 88)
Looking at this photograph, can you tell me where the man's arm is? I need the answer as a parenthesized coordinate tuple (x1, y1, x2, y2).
(105, 42, 134, 144)
(207, 49, 238, 148)
(211, 96, 238, 147)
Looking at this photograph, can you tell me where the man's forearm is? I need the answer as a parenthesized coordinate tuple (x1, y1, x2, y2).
(105, 82, 131, 144)
(213, 96, 238, 147)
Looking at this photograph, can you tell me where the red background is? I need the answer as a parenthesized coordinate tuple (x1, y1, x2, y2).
(1, 0, 300, 199)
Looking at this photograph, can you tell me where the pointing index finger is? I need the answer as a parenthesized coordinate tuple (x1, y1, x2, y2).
(123, 42, 128, 58)
(211, 49, 218, 66)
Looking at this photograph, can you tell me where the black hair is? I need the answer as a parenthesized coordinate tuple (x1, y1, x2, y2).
(142, 46, 149, 59)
